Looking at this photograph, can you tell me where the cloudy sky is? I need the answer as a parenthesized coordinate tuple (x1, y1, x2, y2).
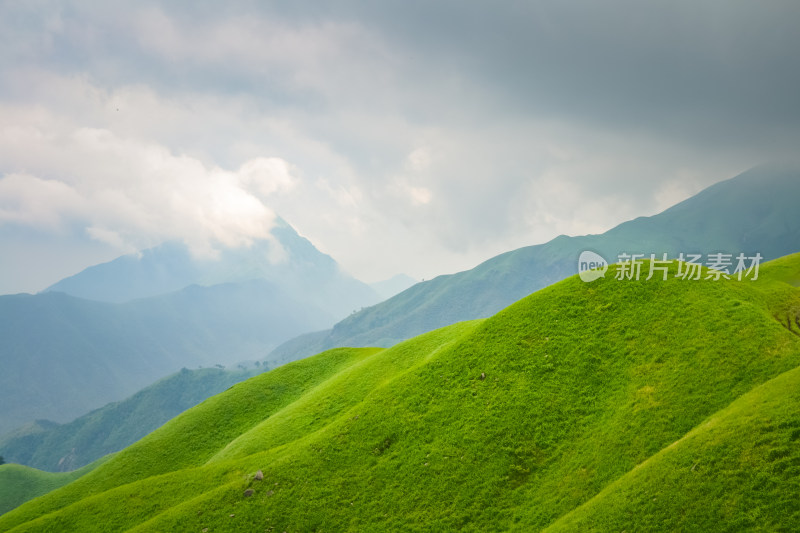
(1, 1, 799, 294)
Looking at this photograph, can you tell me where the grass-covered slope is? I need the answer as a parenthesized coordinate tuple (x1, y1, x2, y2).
(272, 164, 800, 359)
(0, 366, 259, 472)
(2, 254, 800, 531)
(545, 363, 800, 532)
(0, 459, 106, 516)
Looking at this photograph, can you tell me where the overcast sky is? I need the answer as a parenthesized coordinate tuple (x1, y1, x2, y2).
(1, 1, 799, 294)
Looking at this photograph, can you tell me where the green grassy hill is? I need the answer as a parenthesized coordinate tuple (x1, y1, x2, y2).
(272, 165, 800, 360)
(1, 253, 799, 531)
(0, 366, 259, 473)
(545, 362, 800, 532)
(0, 459, 107, 516)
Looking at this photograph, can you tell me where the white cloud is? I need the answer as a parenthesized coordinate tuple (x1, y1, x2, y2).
(406, 147, 432, 173)
(85, 226, 132, 251)
(0, 117, 297, 257)
(238, 157, 296, 199)
(409, 186, 432, 206)
(131, 5, 394, 101)
(1, 1, 791, 293)
(314, 177, 362, 210)
(653, 170, 706, 213)
(0, 173, 85, 229)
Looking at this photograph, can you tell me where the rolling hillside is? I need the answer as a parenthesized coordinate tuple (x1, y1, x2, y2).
(0, 460, 107, 517)
(0, 366, 259, 473)
(545, 363, 800, 531)
(272, 165, 800, 360)
(2, 252, 799, 531)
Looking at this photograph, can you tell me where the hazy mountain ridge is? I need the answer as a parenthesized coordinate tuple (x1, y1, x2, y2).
(0, 281, 329, 436)
(44, 218, 380, 320)
(271, 165, 800, 360)
(0, 219, 381, 437)
(369, 274, 417, 300)
(0, 366, 259, 473)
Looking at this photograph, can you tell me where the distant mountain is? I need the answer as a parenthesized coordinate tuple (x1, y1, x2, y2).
(0, 280, 331, 436)
(0, 366, 258, 473)
(271, 165, 800, 360)
(45, 218, 380, 320)
(44, 241, 199, 303)
(3, 253, 799, 531)
(0, 218, 380, 436)
(369, 274, 417, 300)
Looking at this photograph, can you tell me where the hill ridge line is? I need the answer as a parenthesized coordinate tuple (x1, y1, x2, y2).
(123, 482, 236, 533)
(206, 322, 482, 464)
(204, 347, 383, 464)
(541, 359, 800, 532)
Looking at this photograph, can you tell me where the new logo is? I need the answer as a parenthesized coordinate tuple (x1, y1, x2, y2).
(578, 251, 608, 282)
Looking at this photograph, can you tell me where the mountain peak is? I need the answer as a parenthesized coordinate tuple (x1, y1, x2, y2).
(44, 218, 377, 315)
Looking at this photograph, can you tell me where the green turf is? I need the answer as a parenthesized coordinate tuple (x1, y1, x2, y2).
(1, 254, 799, 532)
(544, 363, 800, 532)
(0, 458, 107, 516)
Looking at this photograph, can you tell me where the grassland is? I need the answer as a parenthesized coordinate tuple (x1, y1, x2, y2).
(0, 459, 107, 516)
(1, 253, 799, 531)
